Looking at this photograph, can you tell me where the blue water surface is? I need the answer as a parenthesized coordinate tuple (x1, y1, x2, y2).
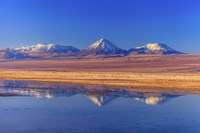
(0, 80, 199, 133)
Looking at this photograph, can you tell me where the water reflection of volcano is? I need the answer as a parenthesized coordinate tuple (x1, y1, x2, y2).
(0, 80, 181, 106)
(87, 95, 117, 107)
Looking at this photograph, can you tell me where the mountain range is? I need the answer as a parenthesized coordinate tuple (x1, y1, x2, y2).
(14, 43, 80, 58)
(0, 38, 184, 60)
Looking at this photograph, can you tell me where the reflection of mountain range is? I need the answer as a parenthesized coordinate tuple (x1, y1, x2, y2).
(0, 80, 181, 106)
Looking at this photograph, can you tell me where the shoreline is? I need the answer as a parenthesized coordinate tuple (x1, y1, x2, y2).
(1, 70, 200, 92)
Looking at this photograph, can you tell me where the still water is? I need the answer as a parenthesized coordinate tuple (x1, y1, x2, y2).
(0, 80, 200, 133)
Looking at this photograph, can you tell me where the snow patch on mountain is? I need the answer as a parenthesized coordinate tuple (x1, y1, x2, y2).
(129, 43, 182, 54)
(14, 43, 80, 53)
(88, 38, 120, 51)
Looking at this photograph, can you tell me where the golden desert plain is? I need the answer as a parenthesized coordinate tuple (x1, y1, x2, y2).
(0, 54, 200, 93)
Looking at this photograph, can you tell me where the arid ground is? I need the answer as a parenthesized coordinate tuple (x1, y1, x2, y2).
(1, 54, 200, 91)
(0, 54, 200, 72)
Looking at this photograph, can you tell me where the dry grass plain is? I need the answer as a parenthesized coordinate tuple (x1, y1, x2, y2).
(1, 54, 200, 92)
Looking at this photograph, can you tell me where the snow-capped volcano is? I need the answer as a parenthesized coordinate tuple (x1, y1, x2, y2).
(14, 43, 80, 54)
(128, 43, 183, 54)
(76, 38, 128, 57)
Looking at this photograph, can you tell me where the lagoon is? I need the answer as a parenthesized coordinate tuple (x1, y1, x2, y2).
(0, 80, 200, 133)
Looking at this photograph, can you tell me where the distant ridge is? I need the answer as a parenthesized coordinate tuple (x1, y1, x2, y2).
(0, 49, 32, 60)
(15, 43, 80, 54)
(14, 43, 80, 58)
(128, 43, 183, 55)
(75, 38, 128, 57)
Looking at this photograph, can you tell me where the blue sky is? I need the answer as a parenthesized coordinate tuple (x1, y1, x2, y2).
(0, 0, 200, 53)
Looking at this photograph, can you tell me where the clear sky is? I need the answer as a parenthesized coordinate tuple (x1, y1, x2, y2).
(0, 0, 200, 53)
